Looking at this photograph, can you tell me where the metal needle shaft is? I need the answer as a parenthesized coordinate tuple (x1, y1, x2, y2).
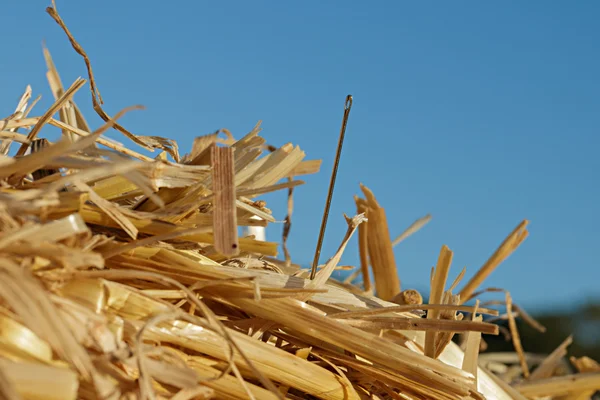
(310, 95, 353, 280)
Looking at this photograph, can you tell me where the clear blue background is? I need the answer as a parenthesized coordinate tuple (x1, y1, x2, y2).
(2, 1, 599, 310)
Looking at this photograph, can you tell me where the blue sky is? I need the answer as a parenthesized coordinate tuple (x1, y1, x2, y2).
(2, 1, 599, 310)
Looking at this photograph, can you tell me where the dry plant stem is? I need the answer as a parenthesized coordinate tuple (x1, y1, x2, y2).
(42, 44, 91, 141)
(505, 292, 530, 378)
(310, 95, 353, 280)
(342, 317, 498, 335)
(211, 145, 239, 256)
(354, 195, 371, 292)
(433, 269, 466, 359)
(1, 105, 141, 183)
(529, 335, 573, 380)
(425, 245, 453, 358)
(15, 77, 87, 157)
(508, 302, 546, 333)
(0, 86, 32, 155)
(291, 159, 322, 176)
(331, 304, 498, 320)
(342, 268, 362, 286)
(0, 130, 30, 144)
(514, 372, 600, 397)
(49, 117, 153, 162)
(459, 220, 529, 303)
(47, 3, 179, 160)
(237, 179, 304, 198)
(477, 295, 546, 333)
(461, 304, 482, 388)
(360, 184, 400, 300)
(2, 116, 150, 162)
(227, 296, 478, 398)
(392, 214, 432, 247)
(46, 4, 147, 150)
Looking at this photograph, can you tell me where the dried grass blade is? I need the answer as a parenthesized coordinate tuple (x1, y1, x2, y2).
(43, 44, 86, 141)
(2, 106, 140, 182)
(529, 335, 573, 380)
(291, 159, 322, 176)
(461, 311, 482, 387)
(15, 77, 87, 157)
(392, 214, 432, 247)
(0, 85, 32, 155)
(0, 130, 30, 144)
(459, 220, 529, 303)
(424, 245, 453, 358)
(505, 292, 529, 378)
(49, 118, 153, 162)
(236, 179, 304, 198)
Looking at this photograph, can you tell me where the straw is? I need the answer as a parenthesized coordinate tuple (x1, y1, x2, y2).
(0, 3, 598, 400)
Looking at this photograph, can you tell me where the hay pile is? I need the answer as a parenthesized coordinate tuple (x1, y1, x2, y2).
(1, 4, 599, 400)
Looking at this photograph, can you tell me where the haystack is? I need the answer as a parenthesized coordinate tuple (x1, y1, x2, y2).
(1, 3, 599, 400)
